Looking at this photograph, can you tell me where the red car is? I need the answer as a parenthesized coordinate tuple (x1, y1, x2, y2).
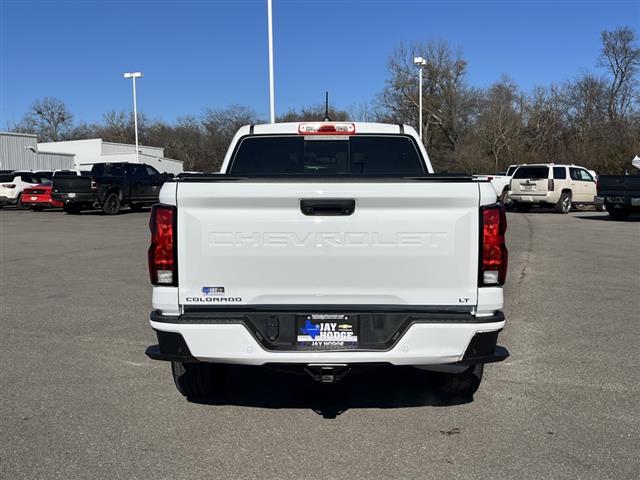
(21, 184, 63, 210)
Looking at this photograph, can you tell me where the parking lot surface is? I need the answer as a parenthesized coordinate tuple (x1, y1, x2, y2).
(1, 208, 639, 479)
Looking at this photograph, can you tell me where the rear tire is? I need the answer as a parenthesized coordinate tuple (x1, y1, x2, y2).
(514, 202, 531, 213)
(32, 206, 44, 212)
(437, 364, 484, 398)
(16, 195, 28, 210)
(607, 207, 630, 221)
(102, 193, 121, 215)
(595, 204, 606, 212)
(171, 362, 220, 399)
(555, 192, 572, 214)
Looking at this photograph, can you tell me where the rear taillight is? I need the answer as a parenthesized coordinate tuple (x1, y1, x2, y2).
(548, 179, 554, 191)
(90, 178, 97, 191)
(1, 183, 16, 188)
(149, 205, 177, 286)
(480, 205, 508, 286)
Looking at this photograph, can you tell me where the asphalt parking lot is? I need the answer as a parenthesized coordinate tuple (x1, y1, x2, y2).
(1, 207, 639, 479)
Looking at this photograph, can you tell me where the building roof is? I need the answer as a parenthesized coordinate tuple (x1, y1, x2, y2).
(0, 131, 38, 138)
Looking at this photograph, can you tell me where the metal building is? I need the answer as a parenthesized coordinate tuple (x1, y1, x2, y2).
(37, 139, 183, 174)
(0, 132, 75, 171)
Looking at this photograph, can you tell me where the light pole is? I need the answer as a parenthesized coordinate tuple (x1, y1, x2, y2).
(413, 57, 426, 142)
(267, 0, 275, 123)
(123, 72, 143, 163)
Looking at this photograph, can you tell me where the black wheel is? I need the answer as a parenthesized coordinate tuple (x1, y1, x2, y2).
(436, 364, 484, 398)
(102, 192, 121, 215)
(16, 195, 28, 210)
(129, 202, 144, 212)
(555, 192, 572, 214)
(514, 202, 531, 213)
(32, 206, 44, 212)
(595, 204, 606, 212)
(607, 206, 630, 221)
(171, 362, 220, 399)
(64, 204, 82, 214)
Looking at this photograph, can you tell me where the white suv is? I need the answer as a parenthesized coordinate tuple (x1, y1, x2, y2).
(509, 164, 601, 213)
(0, 171, 48, 209)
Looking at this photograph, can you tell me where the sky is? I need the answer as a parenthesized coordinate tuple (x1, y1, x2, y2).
(1, 0, 639, 127)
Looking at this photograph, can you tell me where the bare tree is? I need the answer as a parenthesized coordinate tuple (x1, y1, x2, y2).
(524, 85, 566, 161)
(13, 97, 74, 141)
(475, 77, 524, 170)
(377, 41, 479, 169)
(563, 73, 609, 163)
(277, 104, 349, 122)
(599, 27, 640, 121)
(97, 111, 134, 144)
(147, 116, 206, 171)
(346, 102, 378, 122)
(201, 105, 262, 170)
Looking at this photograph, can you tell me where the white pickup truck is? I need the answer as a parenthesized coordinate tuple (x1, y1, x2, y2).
(145, 122, 509, 399)
(475, 164, 521, 204)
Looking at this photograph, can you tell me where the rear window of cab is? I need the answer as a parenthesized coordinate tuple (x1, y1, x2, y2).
(229, 135, 426, 176)
(513, 166, 549, 179)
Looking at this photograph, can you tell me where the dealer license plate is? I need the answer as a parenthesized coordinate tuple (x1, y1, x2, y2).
(31, 196, 37, 200)
(296, 314, 358, 350)
(523, 184, 535, 191)
(68, 193, 76, 198)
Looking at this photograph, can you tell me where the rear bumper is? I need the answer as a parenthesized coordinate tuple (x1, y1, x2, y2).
(0, 195, 18, 205)
(146, 309, 508, 367)
(509, 192, 556, 204)
(599, 195, 640, 208)
(51, 192, 98, 206)
(21, 196, 63, 208)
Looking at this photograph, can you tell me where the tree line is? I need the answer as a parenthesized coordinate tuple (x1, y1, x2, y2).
(11, 26, 639, 174)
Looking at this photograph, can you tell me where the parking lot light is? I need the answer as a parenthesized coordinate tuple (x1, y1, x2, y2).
(123, 72, 143, 163)
(267, 0, 275, 123)
(413, 56, 427, 142)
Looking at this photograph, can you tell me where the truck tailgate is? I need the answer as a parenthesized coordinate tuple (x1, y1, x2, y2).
(176, 181, 481, 308)
(53, 176, 92, 193)
(598, 176, 640, 196)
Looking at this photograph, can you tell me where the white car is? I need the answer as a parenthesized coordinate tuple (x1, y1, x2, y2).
(509, 164, 601, 213)
(145, 122, 509, 399)
(0, 171, 50, 209)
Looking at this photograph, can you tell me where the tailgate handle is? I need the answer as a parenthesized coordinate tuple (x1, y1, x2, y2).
(300, 199, 355, 216)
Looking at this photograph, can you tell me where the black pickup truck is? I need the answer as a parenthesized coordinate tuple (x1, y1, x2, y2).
(52, 162, 172, 214)
(596, 174, 640, 220)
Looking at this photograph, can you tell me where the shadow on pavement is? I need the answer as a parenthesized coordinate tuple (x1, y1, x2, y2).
(70, 207, 151, 216)
(0, 206, 150, 215)
(574, 214, 640, 222)
(187, 365, 471, 418)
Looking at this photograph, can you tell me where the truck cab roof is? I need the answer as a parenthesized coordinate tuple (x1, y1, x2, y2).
(221, 122, 432, 174)
(237, 122, 412, 136)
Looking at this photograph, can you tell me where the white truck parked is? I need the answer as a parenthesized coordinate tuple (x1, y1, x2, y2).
(146, 122, 510, 399)
(475, 164, 521, 204)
